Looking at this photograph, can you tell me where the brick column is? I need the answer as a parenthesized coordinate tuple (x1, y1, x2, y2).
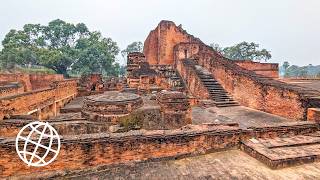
(157, 90, 192, 129)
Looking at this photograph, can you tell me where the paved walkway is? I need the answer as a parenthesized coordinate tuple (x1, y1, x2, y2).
(192, 106, 292, 129)
(63, 150, 320, 180)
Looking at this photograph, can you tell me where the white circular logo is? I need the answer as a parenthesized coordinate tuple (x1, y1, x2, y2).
(15, 121, 61, 167)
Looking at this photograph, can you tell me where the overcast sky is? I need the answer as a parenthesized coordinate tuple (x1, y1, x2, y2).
(0, 0, 319, 66)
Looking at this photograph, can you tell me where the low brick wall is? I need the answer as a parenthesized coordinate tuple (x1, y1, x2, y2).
(0, 83, 24, 97)
(0, 125, 241, 177)
(0, 119, 108, 138)
(1, 121, 319, 178)
(0, 79, 78, 120)
(0, 74, 32, 91)
(234, 60, 279, 78)
(30, 74, 64, 90)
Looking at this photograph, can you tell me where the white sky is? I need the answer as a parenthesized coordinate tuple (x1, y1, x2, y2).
(0, 0, 319, 66)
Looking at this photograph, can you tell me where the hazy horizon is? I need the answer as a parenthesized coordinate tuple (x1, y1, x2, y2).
(0, 0, 319, 66)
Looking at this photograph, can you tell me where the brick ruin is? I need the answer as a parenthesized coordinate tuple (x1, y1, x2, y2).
(1, 20, 320, 178)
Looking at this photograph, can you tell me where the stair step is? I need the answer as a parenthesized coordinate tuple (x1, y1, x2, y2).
(241, 134, 320, 169)
(196, 66, 239, 107)
(213, 97, 234, 100)
(214, 101, 238, 104)
(208, 90, 225, 92)
(216, 104, 240, 107)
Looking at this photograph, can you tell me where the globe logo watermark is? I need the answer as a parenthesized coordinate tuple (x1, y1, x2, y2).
(15, 121, 61, 167)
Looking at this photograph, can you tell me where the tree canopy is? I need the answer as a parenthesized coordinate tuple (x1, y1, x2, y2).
(0, 19, 120, 77)
(210, 41, 272, 62)
(121, 41, 143, 60)
(281, 62, 320, 78)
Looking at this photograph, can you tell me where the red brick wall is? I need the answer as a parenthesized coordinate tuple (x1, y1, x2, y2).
(174, 42, 320, 120)
(0, 83, 24, 97)
(0, 125, 240, 177)
(0, 74, 64, 92)
(144, 21, 201, 65)
(144, 21, 320, 120)
(0, 79, 77, 120)
(29, 74, 64, 90)
(234, 60, 279, 78)
(176, 58, 209, 99)
(0, 74, 32, 91)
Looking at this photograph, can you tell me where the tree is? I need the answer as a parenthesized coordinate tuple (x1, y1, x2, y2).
(0, 19, 120, 77)
(73, 31, 119, 75)
(282, 61, 290, 77)
(210, 41, 272, 62)
(121, 41, 143, 60)
(210, 43, 223, 53)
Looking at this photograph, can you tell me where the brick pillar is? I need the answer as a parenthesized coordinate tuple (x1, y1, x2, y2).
(157, 90, 192, 129)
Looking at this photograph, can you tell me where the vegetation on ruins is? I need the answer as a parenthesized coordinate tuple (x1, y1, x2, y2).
(210, 41, 272, 62)
(0, 19, 120, 77)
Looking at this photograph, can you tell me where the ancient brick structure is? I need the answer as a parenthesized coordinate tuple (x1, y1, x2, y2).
(143, 21, 320, 120)
(233, 60, 279, 78)
(126, 52, 147, 76)
(0, 124, 241, 177)
(1, 20, 320, 179)
(126, 52, 158, 91)
(0, 79, 77, 120)
(81, 91, 143, 124)
(0, 82, 24, 97)
(29, 74, 64, 90)
(78, 73, 104, 94)
(144, 21, 201, 65)
(157, 90, 191, 129)
(0, 73, 63, 92)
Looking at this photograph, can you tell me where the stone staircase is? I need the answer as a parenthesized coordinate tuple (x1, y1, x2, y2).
(195, 65, 239, 107)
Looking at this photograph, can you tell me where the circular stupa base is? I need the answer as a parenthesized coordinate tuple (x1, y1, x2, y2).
(81, 91, 143, 123)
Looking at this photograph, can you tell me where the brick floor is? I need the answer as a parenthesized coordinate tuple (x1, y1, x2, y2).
(56, 150, 320, 180)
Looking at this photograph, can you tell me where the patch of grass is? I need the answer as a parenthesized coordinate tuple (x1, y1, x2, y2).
(119, 111, 143, 132)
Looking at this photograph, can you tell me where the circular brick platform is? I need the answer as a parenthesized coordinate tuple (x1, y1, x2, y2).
(82, 91, 143, 122)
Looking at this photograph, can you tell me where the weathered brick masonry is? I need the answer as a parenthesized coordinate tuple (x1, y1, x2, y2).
(1, 121, 319, 177)
(0, 73, 64, 92)
(29, 74, 64, 90)
(176, 58, 210, 99)
(0, 79, 77, 120)
(144, 20, 320, 120)
(0, 125, 241, 177)
(233, 60, 279, 78)
(0, 82, 24, 97)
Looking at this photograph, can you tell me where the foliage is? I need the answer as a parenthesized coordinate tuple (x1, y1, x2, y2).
(121, 41, 143, 60)
(210, 41, 272, 62)
(73, 31, 119, 75)
(0, 19, 120, 77)
(282, 63, 320, 78)
(119, 111, 143, 132)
